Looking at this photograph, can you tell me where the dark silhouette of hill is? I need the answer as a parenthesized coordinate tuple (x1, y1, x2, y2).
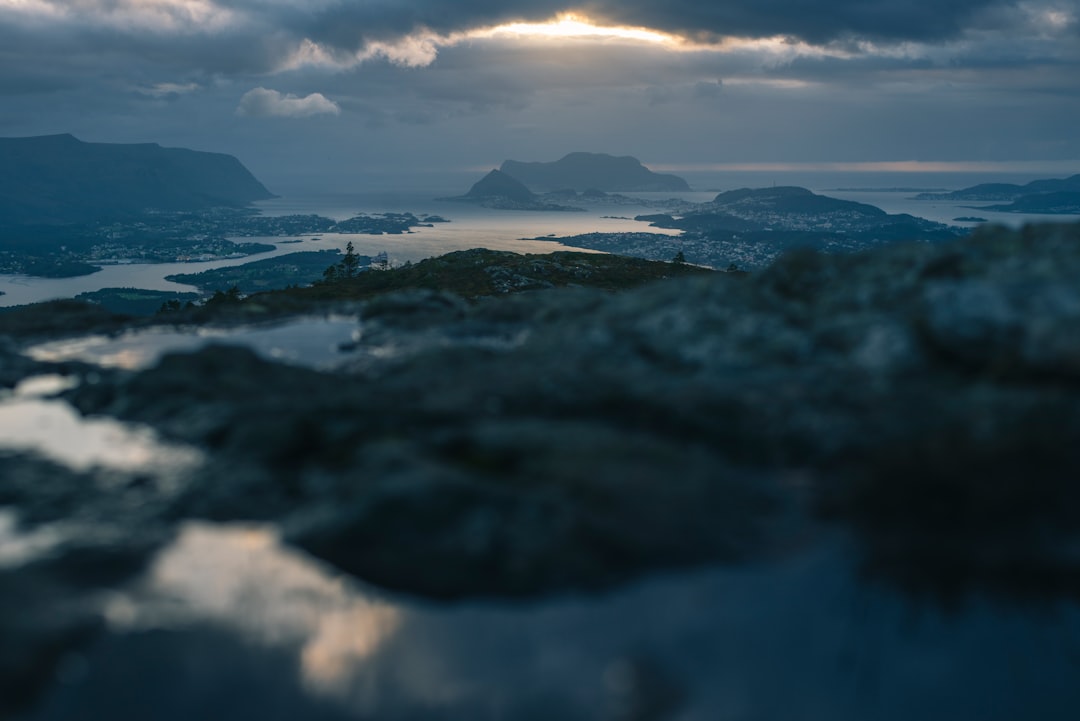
(464, 169, 537, 203)
(501, 152, 691, 192)
(983, 190, 1080, 214)
(0, 134, 275, 225)
(711, 186, 887, 216)
(444, 169, 584, 211)
(916, 174, 1080, 201)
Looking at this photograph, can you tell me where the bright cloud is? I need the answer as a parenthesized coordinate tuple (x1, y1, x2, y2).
(236, 88, 340, 118)
(472, 14, 680, 45)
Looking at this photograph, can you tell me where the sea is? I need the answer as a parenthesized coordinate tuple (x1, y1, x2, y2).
(0, 169, 1075, 308)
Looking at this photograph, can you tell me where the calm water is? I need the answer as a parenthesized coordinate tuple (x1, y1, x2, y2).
(2, 174, 1075, 308)
(0, 197, 673, 308)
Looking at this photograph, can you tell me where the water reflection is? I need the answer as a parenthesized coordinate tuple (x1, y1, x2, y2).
(25, 317, 362, 371)
(22, 522, 1079, 720)
(0, 376, 203, 474)
(107, 523, 402, 701)
(0, 509, 67, 570)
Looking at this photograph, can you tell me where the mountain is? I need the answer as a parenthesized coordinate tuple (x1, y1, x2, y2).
(445, 169, 584, 211)
(916, 174, 1080, 201)
(464, 169, 537, 203)
(500, 152, 691, 192)
(0, 134, 275, 225)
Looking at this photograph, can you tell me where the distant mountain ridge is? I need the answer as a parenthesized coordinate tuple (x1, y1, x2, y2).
(0, 134, 275, 225)
(916, 174, 1080, 202)
(500, 153, 691, 192)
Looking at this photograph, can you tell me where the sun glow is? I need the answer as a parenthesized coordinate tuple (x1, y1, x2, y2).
(473, 14, 681, 46)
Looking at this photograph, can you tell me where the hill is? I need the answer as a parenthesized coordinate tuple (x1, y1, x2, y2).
(465, 169, 537, 204)
(916, 174, 1080, 202)
(500, 152, 691, 192)
(710, 186, 886, 217)
(445, 170, 584, 211)
(982, 190, 1080, 214)
(0, 134, 275, 225)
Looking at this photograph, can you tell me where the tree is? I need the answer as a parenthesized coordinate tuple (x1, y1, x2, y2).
(205, 285, 242, 306)
(321, 242, 362, 283)
(339, 241, 361, 278)
(672, 251, 686, 264)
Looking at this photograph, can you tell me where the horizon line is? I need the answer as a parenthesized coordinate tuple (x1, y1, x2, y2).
(649, 160, 1080, 174)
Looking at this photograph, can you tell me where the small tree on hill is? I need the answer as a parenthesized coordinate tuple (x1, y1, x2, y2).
(322, 241, 362, 283)
(339, 241, 362, 278)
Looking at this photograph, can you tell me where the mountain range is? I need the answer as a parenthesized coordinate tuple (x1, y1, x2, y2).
(0, 134, 275, 225)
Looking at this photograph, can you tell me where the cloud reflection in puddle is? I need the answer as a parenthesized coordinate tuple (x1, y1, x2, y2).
(24, 316, 362, 371)
(0, 375, 203, 475)
(106, 522, 402, 701)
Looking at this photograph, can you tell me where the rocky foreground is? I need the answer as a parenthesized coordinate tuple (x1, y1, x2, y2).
(2, 223, 1080, 715)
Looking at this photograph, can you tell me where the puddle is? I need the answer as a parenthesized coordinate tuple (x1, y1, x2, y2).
(13, 374, 80, 399)
(0, 375, 203, 474)
(20, 522, 1080, 720)
(24, 316, 362, 371)
(106, 523, 403, 699)
(0, 509, 67, 570)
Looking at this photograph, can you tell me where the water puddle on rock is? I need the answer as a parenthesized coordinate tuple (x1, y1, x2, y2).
(0, 374, 203, 475)
(17, 522, 1080, 721)
(24, 316, 362, 371)
(0, 508, 68, 570)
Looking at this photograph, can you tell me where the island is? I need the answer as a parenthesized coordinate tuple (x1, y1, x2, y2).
(441, 169, 586, 211)
(535, 186, 964, 269)
(916, 173, 1080, 214)
(500, 152, 691, 192)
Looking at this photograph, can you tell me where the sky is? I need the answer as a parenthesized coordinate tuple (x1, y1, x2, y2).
(1, 0, 1078, 192)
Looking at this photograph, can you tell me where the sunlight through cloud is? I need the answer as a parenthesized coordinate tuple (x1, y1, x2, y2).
(471, 13, 681, 45)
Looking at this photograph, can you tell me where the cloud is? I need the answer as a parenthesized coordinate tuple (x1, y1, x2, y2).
(236, 87, 340, 118)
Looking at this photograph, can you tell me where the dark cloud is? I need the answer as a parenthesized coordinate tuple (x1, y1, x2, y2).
(582, 0, 1009, 43)
(0, 0, 1076, 193)
(249, 0, 1015, 52)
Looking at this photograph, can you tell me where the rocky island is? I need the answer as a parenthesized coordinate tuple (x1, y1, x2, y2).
(500, 152, 691, 192)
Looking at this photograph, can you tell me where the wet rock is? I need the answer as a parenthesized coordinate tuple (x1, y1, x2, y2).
(290, 421, 777, 598)
(0, 299, 133, 341)
(920, 280, 1080, 377)
(0, 454, 182, 718)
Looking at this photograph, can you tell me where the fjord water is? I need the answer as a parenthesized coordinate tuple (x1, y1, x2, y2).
(0, 193, 665, 307)
(1, 170, 1071, 308)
